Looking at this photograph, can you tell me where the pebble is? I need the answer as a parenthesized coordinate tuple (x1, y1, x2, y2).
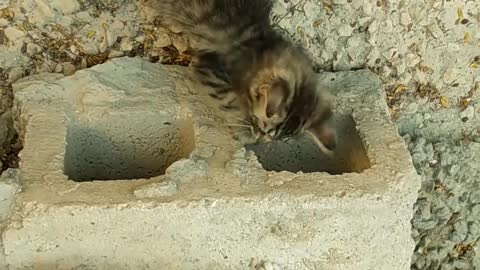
(50, 0, 80, 15)
(154, 31, 172, 48)
(7, 68, 23, 83)
(26, 43, 42, 56)
(400, 12, 412, 26)
(0, 0, 8, 9)
(380, 19, 393, 33)
(4, 27, 26, 41)
(337, 24, 353, 37)
(405, 53, 421, 67)
(471, 204, 480, 216)
(75, 11, 92, 22)
(0, 18, 9, 27)
(470, 190, 480, 204)
(62, 62, 76, 76)
(171, 35, 189, 53)
(406, 102, 419, 114)
(108, 50, 124, 59)
(119, 38, 134, 51)
(398, 72, 412, 85)
(428, 23, 443, 39)
(442, 68, 460, 84)
(54, 63, 63, 73)
(82, 43, 100, 55)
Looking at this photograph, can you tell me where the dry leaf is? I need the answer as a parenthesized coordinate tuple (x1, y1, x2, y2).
(461, 98, 471, 109)
(394, 84, 408, 95)
(87, 30, 96, 38)
(457, 8, 464, 22)
(469, 56, 480, 68)
(440, 96, 449, 108)
(464, 32, 470, 44)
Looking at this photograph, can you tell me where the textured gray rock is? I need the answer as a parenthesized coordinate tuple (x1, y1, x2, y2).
(408, 137, 480, 270)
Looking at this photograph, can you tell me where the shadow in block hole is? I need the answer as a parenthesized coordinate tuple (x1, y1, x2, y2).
(64, 114, 195, 181)
(245, 114, 371, 175)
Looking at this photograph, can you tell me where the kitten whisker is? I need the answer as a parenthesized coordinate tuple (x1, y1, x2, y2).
(226, 124, 253, 128)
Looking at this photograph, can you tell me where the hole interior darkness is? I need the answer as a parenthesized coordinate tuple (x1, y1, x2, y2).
(64, 114, 195, 182)
(245, 114, 371, 175)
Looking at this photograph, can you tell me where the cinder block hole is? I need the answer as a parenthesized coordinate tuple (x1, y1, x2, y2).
(245, 114, 371, 174)
(64, 114, 195, 181)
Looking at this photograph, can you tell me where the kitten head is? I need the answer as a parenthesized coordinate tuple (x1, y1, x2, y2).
(245, 43, 337, 152)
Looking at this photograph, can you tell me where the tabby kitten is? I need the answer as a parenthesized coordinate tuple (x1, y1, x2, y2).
(143, 0, 337, 152)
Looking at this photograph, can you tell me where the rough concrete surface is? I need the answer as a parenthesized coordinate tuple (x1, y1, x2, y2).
(0, 0, 479, 269)
(1, 57, 419, 269)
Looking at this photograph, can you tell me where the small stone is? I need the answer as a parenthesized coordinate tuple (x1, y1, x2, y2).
(398, 72, 412, 85)
(54, 63, 63, 73)
(6, 68, 23, 83)
(172, 35, 189, 53)
(405, 53, 420, 67)
(0, 18, 8, 27)
(381, 65, 392, 77)
(81, 43, 99, 55)
(337, 24, 353, 37)
(451, 219, 468, 242)
(442, 68, 460, 84)
(470, 190, 480, 204)
(75, 11, 91, 22)
(302, 1, 318, 19)
(367, 20, 378, 34)
(471, 204, 480, 216)
(26, 43, 42, 56)
(154, 31, 172, 48)
(62, 62, 76, 76)
(400, 12, 412, 26)
(0, 169, 21, 222)
(135, 35, 145, 43)
(0, 0, 9, 9)
(108, 50, 124, 59)
(406, 102, 419, 114)
(380, 19, 393, 33)
(50, 0, 79, 14)
(460, 106, 475, 121)
(358, 17, 372, 27)
(332, 51, 351, 71)
(393, 58, 407, 74)
(414, 71, 427, 84)
(383, 47, 398, 60)
(4, 27, 26, 41)
(120, 38, 134, 51)
(366, 48, 380, 66)
(413, 219, 438, 230)
(428, 23, 443, 39)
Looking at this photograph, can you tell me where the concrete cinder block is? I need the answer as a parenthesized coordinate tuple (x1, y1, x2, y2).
(2, 57, 420, 269)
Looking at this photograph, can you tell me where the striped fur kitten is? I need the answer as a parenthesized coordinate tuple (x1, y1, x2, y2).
(143, 0, 337, 152)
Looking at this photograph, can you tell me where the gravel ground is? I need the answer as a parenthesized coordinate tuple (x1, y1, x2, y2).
(1, 0, 480, 268)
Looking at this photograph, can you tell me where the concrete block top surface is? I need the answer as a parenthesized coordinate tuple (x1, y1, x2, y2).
(10, 57, 418, 206)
